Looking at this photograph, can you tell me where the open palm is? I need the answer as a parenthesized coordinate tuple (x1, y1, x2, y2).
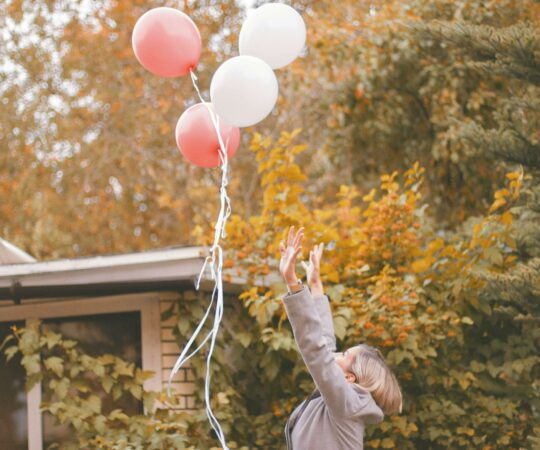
(301, 243, 324, 286)
(279, 226, 304, 284)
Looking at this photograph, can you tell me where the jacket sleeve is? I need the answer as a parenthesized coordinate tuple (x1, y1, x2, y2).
(312, 294, 337, 352)
(282, 285, 382, 420)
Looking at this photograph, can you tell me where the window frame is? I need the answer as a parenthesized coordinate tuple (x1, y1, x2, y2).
(0, 292, 163, 450)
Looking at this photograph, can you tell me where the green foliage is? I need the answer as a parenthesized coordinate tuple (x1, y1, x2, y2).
(1, 0, 538, 449)
(295, 0, 537, 226)
(2, 159, 538, 449)
(217, 126, 537, 448)
(0, 320, 204, 449)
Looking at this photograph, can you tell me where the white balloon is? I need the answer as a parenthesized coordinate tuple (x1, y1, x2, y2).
(210, 55, 279, 128)
(239, 3, 306, 70)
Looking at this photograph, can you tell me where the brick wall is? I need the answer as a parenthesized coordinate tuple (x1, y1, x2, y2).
(159, 290, 197, 411)
(158, 284, 244, 412)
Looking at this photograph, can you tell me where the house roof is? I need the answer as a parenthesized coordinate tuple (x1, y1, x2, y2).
(0, 238, 36, 264)
(0, 245, 248, 303)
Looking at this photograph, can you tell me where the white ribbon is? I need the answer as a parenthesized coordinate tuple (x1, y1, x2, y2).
(166, 68, 233, 450)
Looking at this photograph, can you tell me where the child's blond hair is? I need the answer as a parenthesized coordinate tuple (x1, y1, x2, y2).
(350, 344, 403, 415)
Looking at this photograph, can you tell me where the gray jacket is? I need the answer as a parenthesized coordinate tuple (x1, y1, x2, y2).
(282, 285, 384, 450)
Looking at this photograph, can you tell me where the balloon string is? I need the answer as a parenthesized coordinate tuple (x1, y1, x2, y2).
(166, 68, 232, 450)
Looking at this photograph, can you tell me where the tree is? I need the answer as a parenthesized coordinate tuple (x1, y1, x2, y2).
(0, 0, 244, 258)
(408, 18, 540, 448)
(274, 0, 536, 226)
(214, 130, 534, 448)
(2, 131, 535, 448)
(2, 0, 536, 258)
(2, 1, 539, 448)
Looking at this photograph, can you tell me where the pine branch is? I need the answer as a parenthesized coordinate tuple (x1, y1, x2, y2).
(514, 218, 540, 258)
(413, 21, 540, 85)
(457, 121, 540, 169)
(478, 257, 540, 317)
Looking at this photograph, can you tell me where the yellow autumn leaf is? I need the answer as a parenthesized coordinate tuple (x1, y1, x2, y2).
(261, 136, 273, 149)
(505, 171, 521, 180)
(504, 255, 518, 264)
(411, 257, 433, 273)
(500, 210, 513, 226)
(381, 438, 395, 448)
(427, 238, 445, 253)
(291, 144, 308, 155)
(494, 188, 509, 199)
(363, 188, 376, 202)
(326, 268, 340, 283)
(488, 197, 506, 213)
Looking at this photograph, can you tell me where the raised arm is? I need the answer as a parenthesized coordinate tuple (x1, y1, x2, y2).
(279, 228, 373, 418)
(301, 243, 337, 352)
(312, 291, 336, 352)
(282, 286, 371, 418)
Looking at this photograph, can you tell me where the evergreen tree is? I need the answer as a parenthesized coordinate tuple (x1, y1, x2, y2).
(297, 0, 535, 227)
(413, 19, 540, 447)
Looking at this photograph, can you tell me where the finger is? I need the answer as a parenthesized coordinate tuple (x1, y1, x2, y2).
(293, 228, 304, 248)
(279, 241, 285, 253)
(294, 234, 304, 251)
(318, 243, 324, 259)
(287, 226, 295, 246)
(300, 261, 308, 271)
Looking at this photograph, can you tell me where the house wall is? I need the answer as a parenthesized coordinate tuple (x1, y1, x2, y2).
(159, 290, 197, 411)
(158, 284, 244, 413)
(1, 285, 242, 418)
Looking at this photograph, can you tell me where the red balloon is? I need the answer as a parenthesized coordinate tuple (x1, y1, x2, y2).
(176, 103, 241, 168)
(132, 7, 201, 77)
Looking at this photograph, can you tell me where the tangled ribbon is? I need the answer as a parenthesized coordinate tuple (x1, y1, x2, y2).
(167, 68, 233, 450)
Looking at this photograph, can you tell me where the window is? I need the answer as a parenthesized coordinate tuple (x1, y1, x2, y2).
(41, 312, 143, 448)
(0, 293, 162, 450)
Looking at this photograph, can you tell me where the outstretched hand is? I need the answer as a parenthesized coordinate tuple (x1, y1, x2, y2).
(279, 226, 304, 284)
(301, 242, 324, 287)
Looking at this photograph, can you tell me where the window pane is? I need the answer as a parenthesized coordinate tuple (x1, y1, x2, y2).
(0, 321, 28, 450)
(42, 311, 142, 448)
